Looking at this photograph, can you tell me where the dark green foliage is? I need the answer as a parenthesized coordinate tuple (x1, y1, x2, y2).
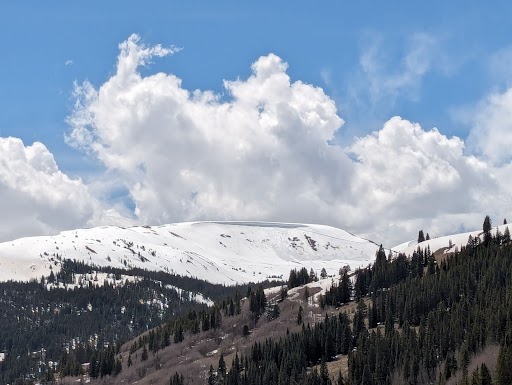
(324, 271, 352, 307)
(483, 215, 492, 246)
(8, 226, 512, 385)
(249, 285, 267, 320)
(141, 344, 148, 361)
(280, 286, 288, 302)
(170, 371, 185, 385)
(503, 226, 510, 243)
(303, 286, 310, 304)
(497, 333, 512, 385)
(0, 259, 264, 382)
(288, 267, 315, 289)
(218, 353, 226, 378)
(168, 238, 512, 385)
(480, 363, 492, 385)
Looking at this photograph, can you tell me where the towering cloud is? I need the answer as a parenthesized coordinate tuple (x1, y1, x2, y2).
(0, 137, 101, 241)
(19, 34, 509, 245)
(67, 34, 352, 229)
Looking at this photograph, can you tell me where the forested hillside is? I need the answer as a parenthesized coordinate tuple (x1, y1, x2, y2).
(0, 260, 270, 384)
(85, 224, 512, 385)
(4, 220, 512, 385)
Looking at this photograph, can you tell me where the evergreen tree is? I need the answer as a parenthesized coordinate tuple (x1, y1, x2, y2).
(320, 357, 332, 385)
(503, 227, 510, 243)
(218, 353, 226, 378)
(340, 271, 352, 304)
(483, 215, 492, 246)
(208, 365, 216, 385)
(480, 363, 492, 385)
(497, 335, 512, 385)
(418, 230, 426, 243)
(304, 287, 310, 305)
(297, 305, 303, 325)
(113, 357, 122, 376)
(170, 372, 185, 385)
(141, 345, 148, 362)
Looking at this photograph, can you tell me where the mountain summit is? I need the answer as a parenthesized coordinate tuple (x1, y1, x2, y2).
(0, 221, 379, 284)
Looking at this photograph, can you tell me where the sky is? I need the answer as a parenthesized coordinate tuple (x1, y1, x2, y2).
(1, 1, 512, 246)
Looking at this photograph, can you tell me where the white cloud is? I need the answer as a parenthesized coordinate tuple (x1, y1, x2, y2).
(346, 117, 502, 242)
(67, 35, 352, 230)
(65, 59, 73, 66)
(359, 32, 436, 105)
(467, 87, 512, 165)
(64, 35, 512, 246)
(0, 137, 107, 241)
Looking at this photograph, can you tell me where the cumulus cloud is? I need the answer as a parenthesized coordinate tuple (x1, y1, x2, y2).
(65, 34, 512, 246)
(0, 137, 106, 241)
(67, 34, 352, 229)
(467, 87, 512, 165)
(346, 117, 502, 242)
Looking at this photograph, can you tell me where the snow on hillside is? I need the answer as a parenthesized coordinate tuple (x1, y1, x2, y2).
(0, 221, 380, 285)
(392, 224, 511, 256)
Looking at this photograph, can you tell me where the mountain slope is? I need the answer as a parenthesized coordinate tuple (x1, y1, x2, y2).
(392, 223, 511, 256)
(0, 221, 379, 284)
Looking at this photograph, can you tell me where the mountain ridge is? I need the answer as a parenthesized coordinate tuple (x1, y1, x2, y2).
(0, 221, 380, 284)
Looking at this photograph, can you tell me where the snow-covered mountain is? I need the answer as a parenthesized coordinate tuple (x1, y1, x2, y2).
(0, 221, 380, 284)
(392, 224, 511, 256)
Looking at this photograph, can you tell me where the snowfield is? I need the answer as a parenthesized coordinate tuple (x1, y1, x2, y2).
(0, 221, 380, 285)
(392, 224, 511, 256)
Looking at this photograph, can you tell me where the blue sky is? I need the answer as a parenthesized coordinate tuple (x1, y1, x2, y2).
(1, 1, 512, 244)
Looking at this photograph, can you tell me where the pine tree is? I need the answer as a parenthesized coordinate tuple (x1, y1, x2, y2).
(418, 230, 425, 243)
(304, 287, 310, 305)
(496, 335, 512, 385)
(218, 353, 226, 378)
(208, 365, 216, 385)
(480, 363, 492, 385)
(141, 345, 148, 361)
(113, 357, 122, 376)
(320, 357, 332, 385)
(504, 227, 510, 243)
(340, 271, 352, 304)
(483, 215, 492, 246)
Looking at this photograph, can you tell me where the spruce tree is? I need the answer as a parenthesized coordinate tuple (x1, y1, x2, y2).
(218, 353, 226, 378)
(480, 363, 492, 385)
(483, 215, 492, 246)
(496, 335, 512, 385)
